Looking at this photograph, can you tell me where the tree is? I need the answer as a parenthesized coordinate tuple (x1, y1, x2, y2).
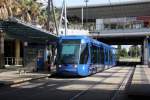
(120, 48, 128, 57)
(0, 0, 59, 32)
(0, 0, 16, 20)
(128, 45, 140, 57)
(116, 45, 121, 59)
(30, 1, 41, 24)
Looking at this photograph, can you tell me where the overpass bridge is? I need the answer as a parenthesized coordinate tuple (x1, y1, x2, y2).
(90, 28, 150, 45)
(89, 28, 150, 65)
(67, 0, 150, 65)
(67, 0, 150, 19)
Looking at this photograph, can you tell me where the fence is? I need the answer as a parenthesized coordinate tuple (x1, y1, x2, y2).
(4, 57, 23, 66)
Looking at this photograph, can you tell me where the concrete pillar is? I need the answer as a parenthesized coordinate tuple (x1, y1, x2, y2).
(141, 45, 144, 64)
(15, 39, 20, 65)
(0, 30, 5, 68)
(143, 37, 149, 65)
(23, 42, 28, 67)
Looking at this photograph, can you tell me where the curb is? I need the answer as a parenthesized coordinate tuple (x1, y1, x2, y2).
(0, 74, 51, 87)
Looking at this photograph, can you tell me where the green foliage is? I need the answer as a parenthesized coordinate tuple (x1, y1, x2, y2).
(0, 0, 60, 31)
(116, 45, 121, 59)
(117, 45, 128, 59)
(117, 45, 141, 60)
(120, 48, 128, 57)
(128, 45, 140, 57)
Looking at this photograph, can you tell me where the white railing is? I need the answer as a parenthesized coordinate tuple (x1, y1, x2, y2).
(4, 57, 23, 66)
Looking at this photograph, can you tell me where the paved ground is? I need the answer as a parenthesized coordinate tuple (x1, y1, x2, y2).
(0, 66, 136, 100)
(0, 68, 50, 86)
(127, 65, 150, 96)
(119, 58, 140, 62)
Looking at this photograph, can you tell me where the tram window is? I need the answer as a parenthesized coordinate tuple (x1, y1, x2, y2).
(90, 46, 93, 63)
(59, 44, 80, 64)
(91, 45, 97, 64)
(80, 44, 89, 64)
(109, 50, 112, 64)
(97, 48, 100, 64)
(100, 47, 104, 64)
(105, 49, 108, 62)
(94, 46, 98, 64)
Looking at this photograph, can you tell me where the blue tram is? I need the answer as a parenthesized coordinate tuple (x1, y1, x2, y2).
(56, 36, 116, 76)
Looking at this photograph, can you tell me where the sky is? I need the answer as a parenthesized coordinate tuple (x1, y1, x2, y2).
(38, 0, 143, 7)
(37, 0, 142, 50)
(53, 0, 142, 7)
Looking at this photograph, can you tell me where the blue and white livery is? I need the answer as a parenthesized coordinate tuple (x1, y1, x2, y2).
(56, 36, 116, 76)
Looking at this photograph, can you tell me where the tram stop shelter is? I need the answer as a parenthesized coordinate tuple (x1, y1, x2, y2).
(0, 19, 58, 70)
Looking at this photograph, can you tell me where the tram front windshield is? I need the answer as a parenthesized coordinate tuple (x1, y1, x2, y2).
(59, 40, 80, 64)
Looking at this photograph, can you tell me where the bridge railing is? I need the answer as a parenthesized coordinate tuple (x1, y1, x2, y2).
(90, 28, 150, 34)
(66, 22, 150, 33)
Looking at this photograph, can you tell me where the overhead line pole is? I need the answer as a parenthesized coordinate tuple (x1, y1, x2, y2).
(47, 0, 51, 31)
(84, 0, 89, 29)
(51, 0, 59, 36)
(59, 0, 65, 32)
(64, 0, 67, 36)
(81, 7, 84, 27)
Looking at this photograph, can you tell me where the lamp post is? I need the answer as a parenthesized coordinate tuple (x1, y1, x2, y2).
(84, 0, 89, 29)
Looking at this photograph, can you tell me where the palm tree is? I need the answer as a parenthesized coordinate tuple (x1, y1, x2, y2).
(0, 0, 22, 20)
(0, 0, 9, 20)
(38, 9, 47, 28)
(30, 1, 41, 24)
(11, 1, 22, 17)
(18, 0, 31, 22)
(0, 0, 59, 32)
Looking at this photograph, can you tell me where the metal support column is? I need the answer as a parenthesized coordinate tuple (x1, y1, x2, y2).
(15, 39, 20, 65)
(64, 0, 67, 35)
(141, 45, 144, 64)
(143, 37, 149, 65)
(81, 7, 84, 27)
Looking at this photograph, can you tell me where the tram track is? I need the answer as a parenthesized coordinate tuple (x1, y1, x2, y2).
(69, 66, 135, 100)
(0, 66, 120, 93)
(27, 67, 124, 99)
(0, 66, 132, 100)
(69, 67, 126, 100)
(110, 66, 135, 100)
(0, 77, 79, 96)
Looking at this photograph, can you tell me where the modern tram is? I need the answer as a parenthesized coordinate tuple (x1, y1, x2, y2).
(56, 36, 116, 76)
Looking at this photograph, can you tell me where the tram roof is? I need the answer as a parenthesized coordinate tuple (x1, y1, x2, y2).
(60, 35, 114, 49)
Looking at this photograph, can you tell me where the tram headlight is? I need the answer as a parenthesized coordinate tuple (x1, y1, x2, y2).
(73, 64, 77, 68)
(59, 65, 61, 68)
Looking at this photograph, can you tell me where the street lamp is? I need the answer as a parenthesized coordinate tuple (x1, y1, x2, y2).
(84, 0, 89, 29)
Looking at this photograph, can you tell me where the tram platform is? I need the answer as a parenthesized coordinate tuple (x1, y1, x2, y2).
(128, 65, 150, 96)
(0, 67, 51, 87)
